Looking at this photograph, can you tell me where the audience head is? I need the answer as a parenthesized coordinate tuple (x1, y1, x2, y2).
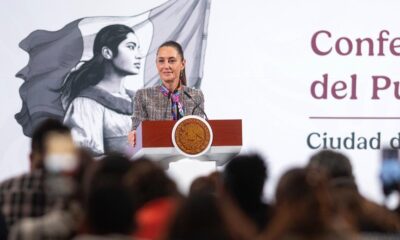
(125, 158, 179, 209)
(274, 168, 333, 236)
(308, 150, 354, 181)
(223, 154, 271, 231)
(223, 154, 267, 205)
(85, 154, 134, 235)
(166, 192, 232, 240)
(189, 172, 220, 196)
(30, 118, 74, 171)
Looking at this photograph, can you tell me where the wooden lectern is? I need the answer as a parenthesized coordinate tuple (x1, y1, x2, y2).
(131, 119, 242, 166)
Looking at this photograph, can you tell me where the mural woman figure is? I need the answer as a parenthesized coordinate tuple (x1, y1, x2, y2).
(62, 24, 142, 156)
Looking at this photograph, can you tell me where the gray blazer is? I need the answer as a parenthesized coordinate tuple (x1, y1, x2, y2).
(131, 85, 205, 130)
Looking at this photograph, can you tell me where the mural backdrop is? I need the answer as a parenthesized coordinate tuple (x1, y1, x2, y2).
(1, 0, 400, 204)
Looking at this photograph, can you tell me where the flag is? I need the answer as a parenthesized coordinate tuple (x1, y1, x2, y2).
(15, 0, 211, 136)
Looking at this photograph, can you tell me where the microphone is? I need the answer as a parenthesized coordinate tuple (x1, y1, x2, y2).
(184, 90, 209, 120)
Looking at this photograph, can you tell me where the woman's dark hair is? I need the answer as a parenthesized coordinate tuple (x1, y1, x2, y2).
(265, 168, 336, 239)
(223, 154, 270, 230)
(308, 150, 354, 180)
(125, 158, 179, 210)
(61, 24, 134, 106)
(157, 41, 187, 86)
(166, 193, 233, 240)
(85, 154, 135, 235)
(223, 154, 267, 204)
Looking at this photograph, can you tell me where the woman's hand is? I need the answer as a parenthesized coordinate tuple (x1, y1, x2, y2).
(128, 130, 136, 147)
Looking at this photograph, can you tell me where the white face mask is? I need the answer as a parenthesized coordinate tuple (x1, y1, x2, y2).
(44, 153, 78, 173)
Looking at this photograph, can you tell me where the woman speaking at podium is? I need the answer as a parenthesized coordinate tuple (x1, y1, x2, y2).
(128, 41, 205, 147)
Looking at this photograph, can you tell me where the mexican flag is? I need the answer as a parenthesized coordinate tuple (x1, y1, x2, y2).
(15, 0, 211, 136)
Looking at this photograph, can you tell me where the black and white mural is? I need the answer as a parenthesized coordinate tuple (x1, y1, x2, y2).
(14, 0, 210, 156)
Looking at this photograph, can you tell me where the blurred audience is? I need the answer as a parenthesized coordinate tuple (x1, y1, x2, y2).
(1, 119, 400, 240)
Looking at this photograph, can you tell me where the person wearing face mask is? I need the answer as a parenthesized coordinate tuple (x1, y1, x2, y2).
(128, 41, 205, 147)
(8, 149, 93, 240)
(0, 119, 76, 230)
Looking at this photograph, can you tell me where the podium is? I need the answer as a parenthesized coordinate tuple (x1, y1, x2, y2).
(131, 119, 242, 193)
(131, 119, 242, 166)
